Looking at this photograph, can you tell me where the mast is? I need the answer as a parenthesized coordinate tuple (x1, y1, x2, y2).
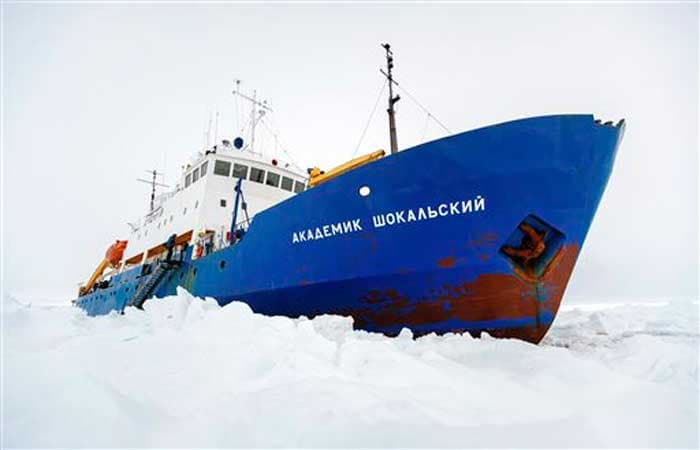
(381, 43, 400, 154)
(251, 90, 258, 153)
(137, 170, 168, 212)
(232, 82, 273, 155)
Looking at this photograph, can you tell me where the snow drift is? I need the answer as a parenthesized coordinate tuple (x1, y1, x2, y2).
(3, 289, 698, 448)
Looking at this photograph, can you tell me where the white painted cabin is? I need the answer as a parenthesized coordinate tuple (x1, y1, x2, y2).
(127, 145, 307, 261)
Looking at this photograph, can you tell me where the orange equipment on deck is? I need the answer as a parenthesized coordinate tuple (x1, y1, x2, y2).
(79, 240, 128, 296)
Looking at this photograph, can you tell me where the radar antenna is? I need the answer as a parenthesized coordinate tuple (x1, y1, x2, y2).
(232, 80, 273, 155)
(137, 170, 169, 212)
(381, 43, 400, 154)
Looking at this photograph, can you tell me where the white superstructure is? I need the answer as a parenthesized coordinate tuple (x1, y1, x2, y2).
(127, 144, 307, 259)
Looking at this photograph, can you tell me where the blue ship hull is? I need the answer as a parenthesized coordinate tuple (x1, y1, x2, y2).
(75, 114, 624, 344)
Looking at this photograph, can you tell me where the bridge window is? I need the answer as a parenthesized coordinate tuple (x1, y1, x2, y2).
(250, 167, 265, 184)
(192, 168, 200, 183)
(220, 199, 227, 207)
(294, 181, 305, 193)
(200, 161, 208, 177)
(185, 173, 192, 188)
(214, 160, 231, 177)
(232, 163, 248, 179)
(281, 176, 293, 192)
(266, 171, 280, 187)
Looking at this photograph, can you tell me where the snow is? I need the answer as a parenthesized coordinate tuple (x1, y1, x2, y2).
(3, 289, 698, 448)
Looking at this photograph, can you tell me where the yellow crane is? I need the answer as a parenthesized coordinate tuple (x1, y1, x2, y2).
(78, 240, 128, 296)
(308, 149, 386, 187)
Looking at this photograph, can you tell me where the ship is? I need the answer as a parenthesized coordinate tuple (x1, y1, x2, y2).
(73, 45, 625, 344)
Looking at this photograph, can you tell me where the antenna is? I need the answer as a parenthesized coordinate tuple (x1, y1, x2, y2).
(381, 43, 400, 154)
(232, 82, 273, 155)
(234, 79, 241, 133)
(214, 110, 220, 144)
(137, 169, 169, 212)
(202, 113, 208, 150)
(206, 113, 213, 148)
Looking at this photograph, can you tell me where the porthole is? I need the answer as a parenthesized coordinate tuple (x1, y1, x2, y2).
(359, 185, 371, 197)
(193, 268, 197, 276)
(219, 260, 226, 270)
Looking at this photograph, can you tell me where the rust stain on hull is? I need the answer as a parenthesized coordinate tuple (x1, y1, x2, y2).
(468, 232, 500, 247)
(437, 256, 457, 268)
(351, 244, 580, 344)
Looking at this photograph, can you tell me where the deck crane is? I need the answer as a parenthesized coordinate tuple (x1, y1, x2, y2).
(78, 240, 128, 296)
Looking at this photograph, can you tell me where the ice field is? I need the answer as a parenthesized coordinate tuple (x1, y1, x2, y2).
(2, 289, 698, 448)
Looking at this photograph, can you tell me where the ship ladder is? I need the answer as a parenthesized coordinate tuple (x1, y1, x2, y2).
(127, 261, 180, 310)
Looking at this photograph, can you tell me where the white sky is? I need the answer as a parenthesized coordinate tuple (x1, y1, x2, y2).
(2, 3, 698, 301)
